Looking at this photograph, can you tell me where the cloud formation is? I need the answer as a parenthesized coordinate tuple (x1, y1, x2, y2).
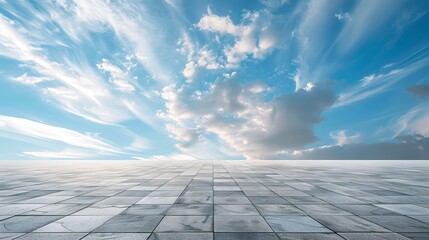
(161, 72, 336, 159)
(0, 115, 117, 154)
(0, 1, 428, 160)
(293, 134, 429, 160)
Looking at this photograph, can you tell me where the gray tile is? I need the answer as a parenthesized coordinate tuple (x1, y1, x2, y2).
(256, 205, 305, 215)
(23, 204, 87, 216)
(176, 197, 213, 204)
(181, 191, 213, 197)
(362, 215, 429, 232)
(137, 197, 178, 204)
(0, 216, 62, 233)
(0, 233, 24, 240)
(265, 216, 331, 233)
(62, 196, 107, 204)
(249, 196, 288, 204)
(122, 205, 171, 215)
(1, 160, 429, 237)
(214, 197, 251, 204)
(277, 233, 344, 240)
(149, 233, 212, 240)
(339, 233, 410, 240)
(214, 216, 272, 232)
(95, 215, 163, 233)
(312, 215, 389, 232)
(215, 205, 260, 215)
(82, 233, 151, 240)
(167, 204, 213, 215)
(296, 204, 352, 215)
(35, 216, 113, 232)
(215, 232, 280, 240)
(72, 205, 127, 215)
(15, 233, 86, 240)
(376, 204, 429, 216)
(400, 232, 429, 240)
(336, 204, 399, 216)
(410, 215, 429, 224)
(96, 197, 141, 205)
(0, 204, 46, 215)
(155, 216, 213, 232)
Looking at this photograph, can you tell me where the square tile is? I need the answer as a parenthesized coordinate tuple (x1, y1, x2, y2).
(265, 216, 332, 233)
(122, 205, 171, 215)
(215, 205, 260, 215)
(215, 232, 280, 240)
(312, 215, 389, 232)
(72, 205, 127, 215)
(148, 233, 212, 240)
(95, 215, 163, 233)
(256, 205, 305, 216)
(167, 204, 212, 215)
(277, 233, 344, 240)
(15, 233, 86, 240)
(82, 233, 151, 240)
(362, 215, 429, 232)
(0, 216, 62, 233)
(35, 216, 113, 232)
(339, 233, 410, 240)
(155, 216, 213, 232)
(214, 216, 272, 232)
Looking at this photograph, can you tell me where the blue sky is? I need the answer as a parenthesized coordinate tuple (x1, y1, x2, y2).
(1, 0, 429, 160)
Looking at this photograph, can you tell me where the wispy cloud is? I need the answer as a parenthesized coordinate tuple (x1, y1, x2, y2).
(22, 149, 95, 159)
(0, 115, 118, 154)
(336, 53, 429, 107)
(0, 0, 428, 160)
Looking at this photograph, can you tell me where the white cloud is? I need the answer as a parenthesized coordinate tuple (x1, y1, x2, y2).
(138, 153, 197, 161)
(0, 14, 133, 124)
(330, 130, 361, 146)
(22, 149, 95, 159)
(166, 124, 200, 148)
(177, 35, 221, 79)
(183, 61, 197, 79)
(197, 47, 220, 70)
(13, 73, 48, 85)
(335, 0, 405, 53)
(160, 74, 335, 159)
(294, 0, 343, 90)
(97, 59, 136, 92)
(0, 6, 167, 130)
(197, 8, 239, 35)
(334, 11, 351, 22)
(336, 55, 429, 107)
(260, 0, 288, 10)
(395, 103, 429, 138)
(196, 8, 286, 68)
(0, 115, 118, 154)
(63, 0, 179, 83)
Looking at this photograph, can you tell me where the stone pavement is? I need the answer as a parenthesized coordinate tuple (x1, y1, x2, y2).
(0, 160, 429, 240)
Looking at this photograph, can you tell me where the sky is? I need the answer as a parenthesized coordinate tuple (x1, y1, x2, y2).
(0, 0, 429, 160)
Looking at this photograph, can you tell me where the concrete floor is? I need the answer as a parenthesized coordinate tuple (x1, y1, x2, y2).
(0, 160, 429, 240)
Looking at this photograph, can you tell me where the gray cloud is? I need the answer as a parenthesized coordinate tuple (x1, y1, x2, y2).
(245, 86, 336, 156)
(407, 84, 429, 98)
(161, 73, 336, 159)
(292, 134, 429, 160)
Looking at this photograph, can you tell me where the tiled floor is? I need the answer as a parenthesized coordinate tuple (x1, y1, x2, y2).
(0, 160, 428, 240)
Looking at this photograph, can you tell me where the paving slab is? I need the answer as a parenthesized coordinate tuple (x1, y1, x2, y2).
(0, 160, 428, 237)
